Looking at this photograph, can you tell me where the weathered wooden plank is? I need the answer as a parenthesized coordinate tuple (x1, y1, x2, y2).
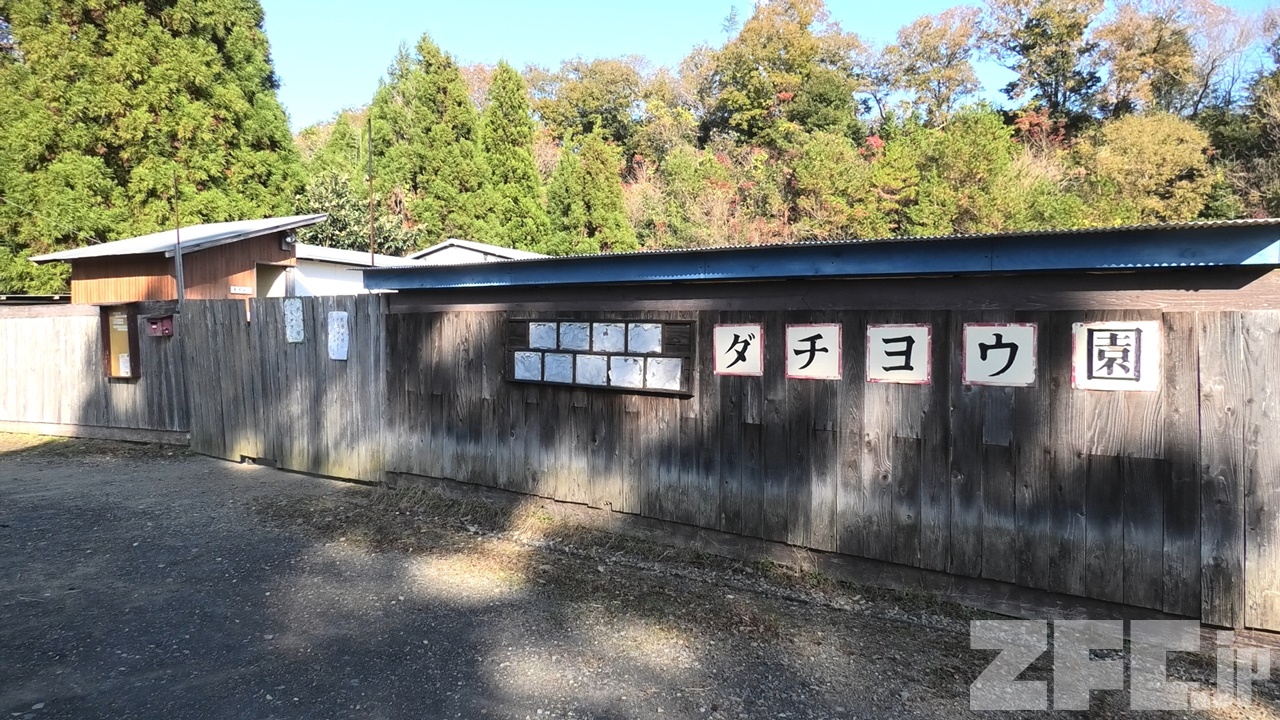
(835, 310, 866, 557)
(1199, 311, 1245, 628)
(1083, 454, 1126, 603)
(786, 310, 814, 548)
(918, 309, 950, 572)
(1243, 311, 1280, 630)
(694, 311, 722, 531)
(981, 443, 1018, 583)
(760, 311, 789, 542)
(1014, 310, 1058, 593)
(1161, 311, 1201, 617)
(949, 310, 984, 578)
(891, 435, 922, 567)
(863, 312, 905, 564)
(718, 312, 746, 534)
(1123, 456, 1166, 610)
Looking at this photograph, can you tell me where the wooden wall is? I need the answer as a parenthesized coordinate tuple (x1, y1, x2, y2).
(184, 233, 294, 300)
(71, 255, 176, 305)
(383, 304, 1280, 632)
(0, 302, 188, 433)
(181, 296, 385, 481)
(66, 232, 295, 304)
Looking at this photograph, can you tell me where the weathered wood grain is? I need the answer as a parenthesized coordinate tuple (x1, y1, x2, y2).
(1200, 311, 1245, 628)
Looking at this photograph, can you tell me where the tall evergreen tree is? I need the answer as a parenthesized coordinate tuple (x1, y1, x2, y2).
(370, 34, 494, 248)
(544, 131, 637, 255)
(480, 62, 549, 251)
(0, 0, 302, 292)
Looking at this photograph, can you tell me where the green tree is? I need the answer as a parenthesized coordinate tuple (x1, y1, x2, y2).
(698, 0, 863, 147)
(370, 35, 494, 247)
(528, 56, 646, 147)
(1093, 0, 1195, 116)
(545, 132, 637, 254)
(294, 171, 415, 257)
(1078, 113, 1215, 222)
(982, 0, 1105, 119)
(480, 62, 550, 251)
(0, 0, 302, 289)
(884, 7, 983, 125)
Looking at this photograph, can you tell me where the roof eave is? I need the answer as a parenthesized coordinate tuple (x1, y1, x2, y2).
(364, 225, 1280, 292)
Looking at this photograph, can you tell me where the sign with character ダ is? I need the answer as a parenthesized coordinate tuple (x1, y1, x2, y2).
(713, 324, 764, 376)
(866, 323, 931, 384)
(786, 324, 842, 380)
(963, 323, 1037, 387)
(1072, 320, 1161, 392)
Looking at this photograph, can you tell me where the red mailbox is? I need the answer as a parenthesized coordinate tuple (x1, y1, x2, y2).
(146, 314, 175, 337)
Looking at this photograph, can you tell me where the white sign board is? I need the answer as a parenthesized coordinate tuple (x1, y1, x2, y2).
(866, 324, 931, 384)
(962, 323, 1037, 387)
(327, 311, 349, 361)
(283, 298, 305, 343)
(785, 324, 841, 380)
(713, 323, 763, 376)
(229, 285, 253, 296)
(1072, 320, 1161, 392)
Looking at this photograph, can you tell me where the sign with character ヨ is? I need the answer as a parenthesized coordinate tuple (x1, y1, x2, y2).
(713, 324, 764, 376)
(866, 324, 931, 384)
(1071, 320, 1161, 392)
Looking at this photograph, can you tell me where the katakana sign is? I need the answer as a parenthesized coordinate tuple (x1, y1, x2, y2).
(785, 324, 842, 380)
(866, 323, 931, 384)
(963, 323, 1037, 387)
(1071, 320, 1161, 392)
(713, 324, 764, 376)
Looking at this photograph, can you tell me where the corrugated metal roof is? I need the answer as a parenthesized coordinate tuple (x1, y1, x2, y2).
(363, 218, 1280, 292)
(407, 237, 548, 262)
(30, 214, 328, 263)
(294, 243, 427, 268)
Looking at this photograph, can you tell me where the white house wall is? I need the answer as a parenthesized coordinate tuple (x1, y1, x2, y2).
(292, 260, 369, 296)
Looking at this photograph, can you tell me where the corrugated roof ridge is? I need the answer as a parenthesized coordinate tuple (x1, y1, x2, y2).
(368, 217, 1280, 270)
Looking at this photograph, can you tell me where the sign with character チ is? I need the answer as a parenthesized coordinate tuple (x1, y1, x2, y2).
(785, 324, 842, 380)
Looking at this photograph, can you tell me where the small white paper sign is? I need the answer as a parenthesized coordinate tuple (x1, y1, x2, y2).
(866, 324, 931, 384)
(544, 353, 574, 383)
(283, 298, 304, 343)
(713, 324, 763, 376)
(575, 354, 608, 385)
(1072, 320, 1161, 391)
(118, 353, 131, 376)
(609, 356, 644, 388)
(327, 311, 349, 361)
(963, 323, 1036, 386)
(529, 322, 558, 349)
(627, 323, 662, 354)
(513, 351, 542, 381)
(645, 357, 683, 391)
(559, 322, 590, 351)
(592, 323, 625, 352)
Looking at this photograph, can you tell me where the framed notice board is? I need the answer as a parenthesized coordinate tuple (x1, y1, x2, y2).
(100, 305, 141, 379)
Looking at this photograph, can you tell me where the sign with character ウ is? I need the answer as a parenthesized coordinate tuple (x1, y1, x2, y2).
(713, 324, 764, 376)
(785, 323, 841, 380)
(866, 323, 931, 384)
(1072, 320, 1161, 392)
(963, 323, 1037, 387)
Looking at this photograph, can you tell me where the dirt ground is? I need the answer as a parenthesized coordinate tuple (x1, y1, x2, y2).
(1, 433, 1278, 720)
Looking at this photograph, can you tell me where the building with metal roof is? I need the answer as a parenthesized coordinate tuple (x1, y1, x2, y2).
(364, 219, 1280, 294)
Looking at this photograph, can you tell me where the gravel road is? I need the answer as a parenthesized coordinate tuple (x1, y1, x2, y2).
(1, 434, 1277, 720)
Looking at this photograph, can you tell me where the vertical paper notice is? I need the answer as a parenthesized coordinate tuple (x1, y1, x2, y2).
(283, 298, 305, 343)
(328, 311, 349, 361)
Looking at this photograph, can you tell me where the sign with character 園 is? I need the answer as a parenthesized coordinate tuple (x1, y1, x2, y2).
(1071, 320, 1161, 392)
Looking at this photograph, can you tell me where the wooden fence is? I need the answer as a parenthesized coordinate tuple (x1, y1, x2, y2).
(180, 296, 386, 481)
(4, 292, 1277, 631)
(382, 307, 1280, 633)
(0, 302, 188, 440)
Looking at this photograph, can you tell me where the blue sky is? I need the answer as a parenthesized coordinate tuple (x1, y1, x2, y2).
(260, 0, 1277, 131)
